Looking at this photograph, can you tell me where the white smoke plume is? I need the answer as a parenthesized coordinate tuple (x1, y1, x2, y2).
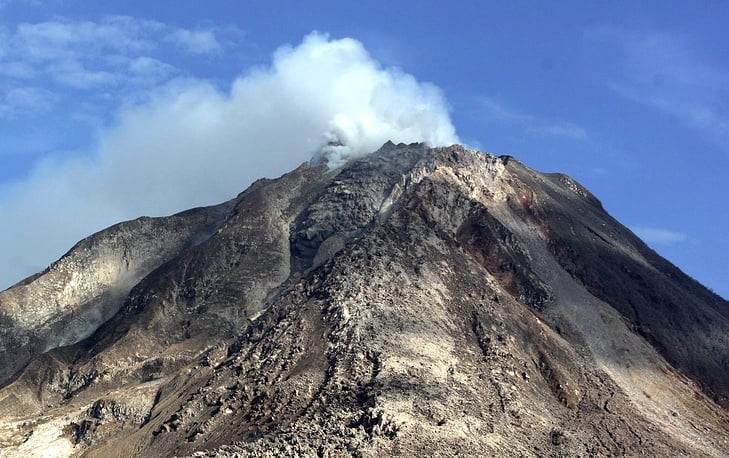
(0, 32, 458, 289)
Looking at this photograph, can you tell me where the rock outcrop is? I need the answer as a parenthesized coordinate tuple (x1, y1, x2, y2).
(0, 142, 727, 457)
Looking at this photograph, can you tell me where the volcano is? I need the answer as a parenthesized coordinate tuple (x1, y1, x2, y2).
(0, 143, 727, 457)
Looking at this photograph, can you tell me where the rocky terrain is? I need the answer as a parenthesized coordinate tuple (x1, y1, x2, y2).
(0, 142, 727, 457)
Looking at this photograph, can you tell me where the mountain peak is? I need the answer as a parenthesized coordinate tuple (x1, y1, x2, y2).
(0, 143, 727, 457)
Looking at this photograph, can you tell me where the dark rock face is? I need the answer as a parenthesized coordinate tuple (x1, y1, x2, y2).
(506, 164, 729, 402)
(0, 143, 727, 457)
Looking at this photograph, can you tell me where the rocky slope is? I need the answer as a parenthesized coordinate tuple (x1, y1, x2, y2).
(0, 142, 727, 457)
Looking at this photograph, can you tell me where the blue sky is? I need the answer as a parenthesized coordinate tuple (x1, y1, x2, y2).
(0, 1, 727, 298)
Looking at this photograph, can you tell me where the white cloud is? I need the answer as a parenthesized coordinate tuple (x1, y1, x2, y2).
(478, 96, 587, 140)
(0, 31, 458, 289)
(631, 225, 688, 246)
(166, 28, 221, 54)
(588, 27, 729, 150)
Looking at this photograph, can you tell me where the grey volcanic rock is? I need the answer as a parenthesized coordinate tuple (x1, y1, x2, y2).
(0, 143, 727, 457)
(0, 203, 232, 387)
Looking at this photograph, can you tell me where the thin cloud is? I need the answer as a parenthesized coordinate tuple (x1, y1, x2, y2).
(478, 96, 587, 140)
(166, 28, 221, 54)
(128, 56, 176, 80)
(0, 60, 36, 78)
(15, 16, 160, 60)
(526, 123, 587, 140)
(0, 31, 458, 289)
(0, 0, 49, 7)
(631, 225, 688, 246)
(50, 60, 120, 88)
(0, 15, 246, 164)
(0, 86, 56, 118)
(587, 26, 729, 150)
(1, 16, 240, 91)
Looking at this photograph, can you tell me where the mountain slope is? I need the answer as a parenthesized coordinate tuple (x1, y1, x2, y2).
(0, 203, 232, 387)
(0, 143, 727, 457)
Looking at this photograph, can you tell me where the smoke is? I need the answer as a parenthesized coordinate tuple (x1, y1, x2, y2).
(0, 32, 458, 289)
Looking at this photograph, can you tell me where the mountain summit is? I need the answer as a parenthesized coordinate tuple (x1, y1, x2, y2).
(1, 143, 727, 457)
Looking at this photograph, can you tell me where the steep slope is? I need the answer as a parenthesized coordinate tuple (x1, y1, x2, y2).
(504, 160, 729, 404)
(0, 143, 727, 457)
(0, 202, 232, 386)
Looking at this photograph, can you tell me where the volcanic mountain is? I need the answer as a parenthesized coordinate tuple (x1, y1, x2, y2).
(0, 143, 727, 457)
